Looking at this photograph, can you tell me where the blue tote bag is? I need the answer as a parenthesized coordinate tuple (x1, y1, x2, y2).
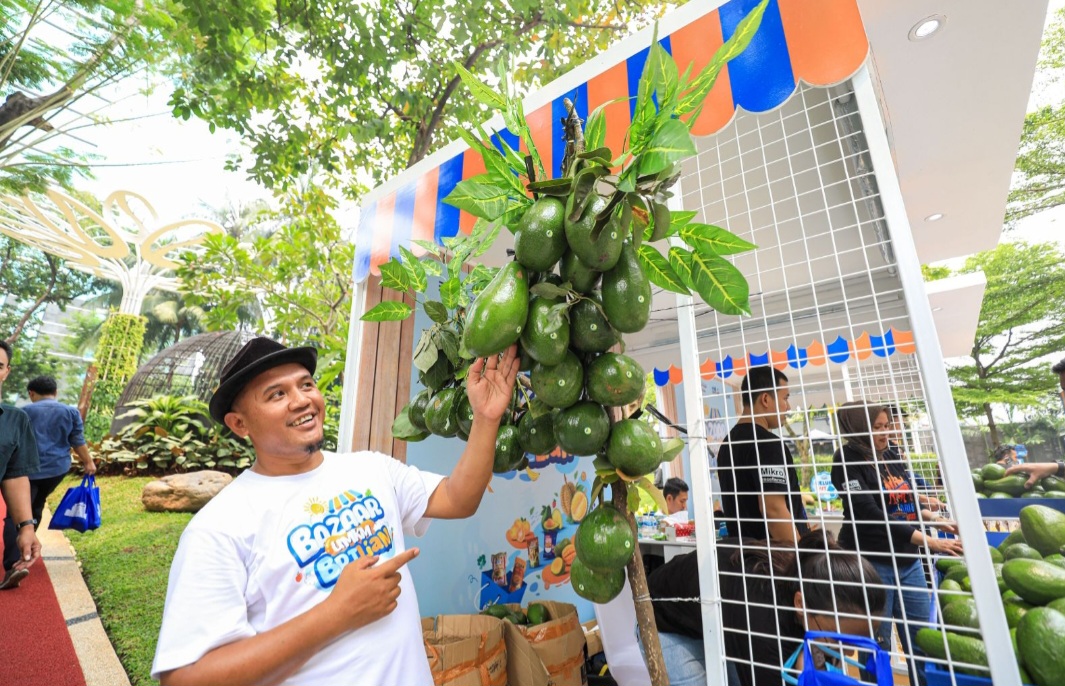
(781, 631, 893, 686)
(49, 475, 101, 532)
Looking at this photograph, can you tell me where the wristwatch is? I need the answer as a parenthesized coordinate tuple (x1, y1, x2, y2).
(16, 519, 37, 530)
(1057, 460, 1065, 478)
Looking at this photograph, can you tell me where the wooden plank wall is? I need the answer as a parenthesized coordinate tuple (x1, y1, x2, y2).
(351, 274, 416, 462)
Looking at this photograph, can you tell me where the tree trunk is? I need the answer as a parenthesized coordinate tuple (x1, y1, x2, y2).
(612, 481, 669, 686)
(983, 402, 999, 448)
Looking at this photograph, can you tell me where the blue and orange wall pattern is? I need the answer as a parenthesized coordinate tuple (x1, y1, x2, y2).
(653, 328, 917, 386)
(354, 0, 869, 282)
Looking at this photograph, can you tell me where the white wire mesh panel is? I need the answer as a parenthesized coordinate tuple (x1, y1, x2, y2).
(651, 80, 993, 686)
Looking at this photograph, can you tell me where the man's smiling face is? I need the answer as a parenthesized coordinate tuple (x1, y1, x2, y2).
(225, 362, 326, 460)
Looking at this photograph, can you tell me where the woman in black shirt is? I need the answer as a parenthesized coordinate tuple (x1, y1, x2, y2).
(646, 531, 886, 686)
(831, 401, 962, 686)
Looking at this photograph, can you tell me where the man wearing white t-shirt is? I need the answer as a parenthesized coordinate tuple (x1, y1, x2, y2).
(152, 336, 520, 686)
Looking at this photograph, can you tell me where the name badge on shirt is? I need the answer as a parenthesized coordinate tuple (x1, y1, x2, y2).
(760, 467, 787, 486)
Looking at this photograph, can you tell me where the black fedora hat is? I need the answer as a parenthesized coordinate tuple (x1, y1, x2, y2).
(209, 337, 318, 424)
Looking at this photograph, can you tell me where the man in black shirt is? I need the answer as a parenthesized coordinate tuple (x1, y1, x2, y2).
(716, 366, 808, 543)
(0, 339, 43, 590)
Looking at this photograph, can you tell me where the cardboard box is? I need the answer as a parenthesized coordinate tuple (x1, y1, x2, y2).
(504, 601, 587, 686)
(581, 620, 603, 658)
(422, 614, 508, 686)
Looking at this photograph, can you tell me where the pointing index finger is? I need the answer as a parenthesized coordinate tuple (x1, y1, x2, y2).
(376, 547, 420, 575)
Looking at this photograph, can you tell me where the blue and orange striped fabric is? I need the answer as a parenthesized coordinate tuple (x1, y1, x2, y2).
(355, 0, 868, 281)
(651, 327, 917, 386)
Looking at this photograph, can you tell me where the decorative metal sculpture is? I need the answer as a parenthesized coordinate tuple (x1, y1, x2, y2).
(0, 188, 222, 314)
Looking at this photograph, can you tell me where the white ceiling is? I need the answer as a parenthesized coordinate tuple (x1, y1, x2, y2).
(856, 0, 1050, 264)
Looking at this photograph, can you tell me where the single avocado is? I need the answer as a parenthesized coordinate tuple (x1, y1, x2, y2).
(1004, 558, 1065, 605)
(526, 602, 549, 626)
(601, 241, 651, 333)
(570, 557, 626, 604)
(493, 425, 524, 474)
(1020, 504, 1065, 557)
(521, 296, 570, 366)
(972, 471, 984, 491)
(985, 475, 1031, 497)
(481, 604, 509, 619)
(1042, 475, 1065, 493)
(424, 388, 460, 437)
(564, 194, 624, 271)
(575, 503, 636, 572)
(456, 392, 475, 436)
(517, 410, 558, 456)
(570, 295, 618, 353)
(560, 250, 602, 294)
(530, 351, 584, 409)
(914, 629, 988, 677)
(606, 419, 664, 477)
(1017, 607, 1065, 686)
(553, 401, 610, 457)
(409, 389, 433, 432)
(1044, 553, 1065, 570)
(942, 598, 981, 636)
(462, 261, 530, 357)
(514, 197, 568, 272)
(1004, 543, 1044, 562)
(982, 463, 1008, 481)
(586, 352, 645, 406)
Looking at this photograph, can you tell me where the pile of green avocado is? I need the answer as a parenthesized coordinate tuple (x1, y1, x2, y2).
(481, 601, 551, 626)
(917, 504, 1065, 685)
(972, 462, 1065, 499)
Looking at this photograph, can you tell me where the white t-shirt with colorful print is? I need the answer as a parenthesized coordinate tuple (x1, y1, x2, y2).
(151, 451, 444, 686)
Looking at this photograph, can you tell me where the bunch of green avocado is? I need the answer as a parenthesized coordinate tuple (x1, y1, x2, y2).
(481, 601, 550, 626)
(401, 190, 675, 605)
(917, 504, 1065, 685)
(972, 462, 1065, 500)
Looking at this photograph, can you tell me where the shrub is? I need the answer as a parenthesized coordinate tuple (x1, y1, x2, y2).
(92, 395, 255, 475)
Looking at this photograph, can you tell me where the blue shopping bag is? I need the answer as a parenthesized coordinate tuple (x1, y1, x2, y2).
(48, 475, 101, 532)
(782, 631, 893, 686)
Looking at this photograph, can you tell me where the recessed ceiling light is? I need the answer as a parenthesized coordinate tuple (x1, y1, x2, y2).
(909, 15, 946, 41)
(932, 307, 944, 312)
(925, 213, 944, 222)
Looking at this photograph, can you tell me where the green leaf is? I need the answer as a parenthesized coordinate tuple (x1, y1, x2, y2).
(454, 62, 506, 111)
(470, 218, 505, 259)
(678, 0, 770, 121)
(413, 240, 441, 255)
(689, 251, 751, 315)
(456, 127, 525, 195)
(361, 301, 413, 322)
(661, 437, 685, 462)
(379, 260, 412, 292)
(668, 247, 696, 289)
(649, 201, 672, 242)
(637, 244, 689, 295)
(398, 245, 428, 292)
(412, 329, 439, 373)
(585, 105, 607, 151)
(529, 397, 552, 419)
(626, 482, 641, 512)
(670, 210, 698, 230)
(527, 178, 573, 196)
(680, 223, 758, 256)
(443, 176, 513, 221)
(647, 42, 679, 116)
(577, 147, 614, 165)
(465, 264, 496, 295)
(423, 300, 449, 324)
(392, 405, 430, 441)
(567, 167, 610, 223)
(638, 119, 697, 177)
(636, 477, 668, 513)
(531, 282, 572, 300)
(433, 327, 462, 366)
(440, 277, 462, 309)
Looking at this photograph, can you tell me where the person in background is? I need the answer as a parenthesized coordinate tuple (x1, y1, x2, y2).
(1005, 358, 1065, 487)
(993, 444, 1019, 469)
(716, 366, 808, 544)
(885, 405, 941, 513)
(1053, 357, 1065, 394)
(0, 339, 43, 590)
(663, 477, 689, 516)
(831, 401, 961, 686)
(646, 530, 886, 686)
(24, 375, 96, 527)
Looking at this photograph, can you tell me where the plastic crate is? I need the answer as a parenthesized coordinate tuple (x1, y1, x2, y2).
(977, 497, 1065, 518)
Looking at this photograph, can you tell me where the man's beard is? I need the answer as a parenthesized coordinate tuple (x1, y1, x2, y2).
(305, 438, 325, 455)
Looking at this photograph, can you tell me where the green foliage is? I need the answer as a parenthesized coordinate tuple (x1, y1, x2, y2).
(166, 0, 674, 195)
(177, 185, 353, 388)
(947, 242, 1065, 444)
(0, 341, 85, 405)
(0, 235, 101, 344)
(47, 475, 192, 686)
(93, 395, 255, 474)
(0, 1, 182, 192)
(86, 313, 147, 441)
(922, 264, 952, 282)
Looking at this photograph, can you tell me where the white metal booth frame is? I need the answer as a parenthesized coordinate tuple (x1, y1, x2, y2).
(339, 2, 1047, 685)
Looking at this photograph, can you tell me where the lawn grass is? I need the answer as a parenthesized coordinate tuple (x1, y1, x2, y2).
(49, 475, 191, 686)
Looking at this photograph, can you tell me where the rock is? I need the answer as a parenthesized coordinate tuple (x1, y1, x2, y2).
(142, 470, 233, 513)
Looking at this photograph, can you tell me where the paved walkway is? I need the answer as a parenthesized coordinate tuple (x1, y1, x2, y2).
(4, 509, 132, 686)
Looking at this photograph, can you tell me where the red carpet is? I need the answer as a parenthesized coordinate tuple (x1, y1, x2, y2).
(0, 559, 86, 686)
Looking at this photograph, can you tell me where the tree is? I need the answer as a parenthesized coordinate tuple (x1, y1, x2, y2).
(1007, 7, 1065, 224)
(946, 241, 1065, 445)
(0, 0, 179, 192)
(167, 0, 670, 195)
(177, 184, 354, 387)
(0, 235, 101, 344)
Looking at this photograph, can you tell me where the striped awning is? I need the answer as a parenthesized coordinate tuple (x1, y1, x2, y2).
(354, 0, 869, 282)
